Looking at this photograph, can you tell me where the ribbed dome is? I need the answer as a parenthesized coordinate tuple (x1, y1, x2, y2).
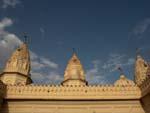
(114, 75, 135, 87)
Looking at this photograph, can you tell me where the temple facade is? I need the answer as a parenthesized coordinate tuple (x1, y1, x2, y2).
(0, 42, 150, 113)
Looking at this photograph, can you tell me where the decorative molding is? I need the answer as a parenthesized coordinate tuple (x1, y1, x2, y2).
(5, 84, 141, 100)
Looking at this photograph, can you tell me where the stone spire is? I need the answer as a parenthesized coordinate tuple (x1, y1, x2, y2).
(134, 54, 148, 86)
(61, 53, 88, 86)
(0, 42, 32, 85)
(4, 43, 30, 75)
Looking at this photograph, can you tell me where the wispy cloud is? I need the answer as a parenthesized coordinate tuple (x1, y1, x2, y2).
(40, 27, 45, 38)
(31, 71, 63, 84)
(86, 60, 108, 84)
(102, 53, 134, 72)
(130, 18, 150, 39)
(0, 17, 62, 84)
(0, 17, 13, 29)
(86, 53, 135, 84)
(30, 51, 63, 84)
(1, 0, 21, 9)
(0, 17, 21, 65)
(30, 52, 58, 70)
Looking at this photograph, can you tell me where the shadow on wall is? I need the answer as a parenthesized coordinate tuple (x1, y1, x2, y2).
(0, 82, 7, 113)
(141, 93, 150, 113)
(1, 101, 9, 113)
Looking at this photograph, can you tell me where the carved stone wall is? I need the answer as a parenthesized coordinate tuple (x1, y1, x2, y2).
(1, 100, 145, 113)
(4, 85, 141, 100)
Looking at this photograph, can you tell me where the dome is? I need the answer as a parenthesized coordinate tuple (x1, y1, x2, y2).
(114, 75, 135, 87)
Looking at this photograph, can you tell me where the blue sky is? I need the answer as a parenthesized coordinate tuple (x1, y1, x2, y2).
(0, 0, 150, 84)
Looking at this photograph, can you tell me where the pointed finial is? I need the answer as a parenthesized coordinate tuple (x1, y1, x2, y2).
(117, 66, 124, 75)
(136, 48, 143, 59)
(136, 48, 141, 56)
(72, 48, 77, 54)
(23, 32, 28, 44)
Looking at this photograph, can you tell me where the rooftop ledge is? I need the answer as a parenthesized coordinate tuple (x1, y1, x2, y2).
(4, 85, 141, 100)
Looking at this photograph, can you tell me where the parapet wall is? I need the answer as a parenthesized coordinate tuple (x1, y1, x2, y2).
(5, 84, 141, 100)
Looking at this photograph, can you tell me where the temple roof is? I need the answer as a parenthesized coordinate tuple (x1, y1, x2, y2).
(114, 75, 135, 87)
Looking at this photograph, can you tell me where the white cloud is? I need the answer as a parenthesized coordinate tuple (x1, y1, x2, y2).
(30, 51, 58, 71)
(0, 18, 21, 65)
(0, 17, 61, 84)
(30, 52, 61, 84)
(86, 60, 107, 84)
(47, 71, 63, 83)
(30, 51, 38, 60)
(0, 18, 13, 29)
(40, 57, 58, 69)
(2, 0, 21, 9)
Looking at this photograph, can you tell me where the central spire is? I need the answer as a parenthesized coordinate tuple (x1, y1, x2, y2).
(61, 52, 87, 86)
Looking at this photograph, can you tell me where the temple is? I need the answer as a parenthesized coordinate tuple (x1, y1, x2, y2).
(0, 42, 150, 113)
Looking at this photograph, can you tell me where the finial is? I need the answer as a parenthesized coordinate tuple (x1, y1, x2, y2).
(72, 48, 77, 54)
(117, 66, 124, 75)
(23, 32, 28, 44)
(136, 48, 141, 56)
(120, 75, 125, 79)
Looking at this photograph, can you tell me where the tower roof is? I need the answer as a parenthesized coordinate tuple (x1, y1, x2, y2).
(62, 52, 87, 86)
(64, 53, 85, 80)
(4, 42, 30, 75)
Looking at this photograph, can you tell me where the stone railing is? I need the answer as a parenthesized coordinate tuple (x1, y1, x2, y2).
(5, 84, 141, 100)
